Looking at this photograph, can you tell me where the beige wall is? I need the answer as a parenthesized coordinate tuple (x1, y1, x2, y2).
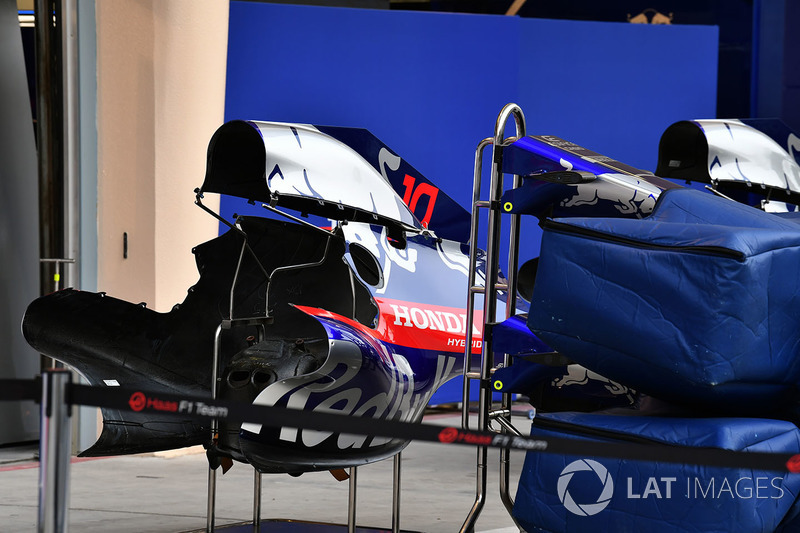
(96, 0, 226, 311)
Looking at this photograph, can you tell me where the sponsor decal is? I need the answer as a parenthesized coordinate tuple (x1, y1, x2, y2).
(127, 392, 228, 417)
(491, 434, 548, 451)
(436, 428, 492, 446)
(128, 391, 147, 412)
(243, 315, 457, 451)
(437, 427, 548, 449)
(377, 297, 484, 354)
(438, 427, 459, 444)
(296, 298, 484, 354)
(291, 353, 454, 449)
(127, 391, 177, 413)
(177, 400, 229, 417)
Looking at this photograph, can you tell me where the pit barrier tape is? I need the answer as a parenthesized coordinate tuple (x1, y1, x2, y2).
(3, 377, 800, 473)
(0, 378, 40, 402)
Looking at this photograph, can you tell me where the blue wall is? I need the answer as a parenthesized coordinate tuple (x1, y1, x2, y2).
(223, 2, 718, 403)
(225, 2, 717, 230)
(225, 4, 519, 219)
(517, 19, 718, 170)
(753, 0, 800, 133)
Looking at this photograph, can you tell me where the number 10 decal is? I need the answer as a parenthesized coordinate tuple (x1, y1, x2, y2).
(401, 174, 439, 229)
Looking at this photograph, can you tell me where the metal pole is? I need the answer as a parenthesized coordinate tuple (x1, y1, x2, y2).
(499, 110, 525, 523)
(35, 0, 65, 295)
(253, 469, 262, 532)
(391, 453, 401, 533)
(347, 466, 357, 533)
(461, 115, 510, 533)
(206, 468, 217, 533)
(462, 137, 493, 432)
(458, 137, 493, 533)
(206, 324, 223, 533)
(39, 258, 76, 293)
(62, 0, 81, 292)
(35, 0, 66, 374)
(38, 369, 73, 533)
(459, 446, 487, 533)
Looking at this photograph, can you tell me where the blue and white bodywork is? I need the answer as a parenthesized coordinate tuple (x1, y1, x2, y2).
(657, 118, 800, 211)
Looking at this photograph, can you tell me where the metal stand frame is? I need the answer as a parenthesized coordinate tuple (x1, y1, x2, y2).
(348, 467, 358, 533)
(460, 103, 526, 533)
(204, 217, 274, 533)
(206, 309, 273, 532)
(201, 211, 406, 532)
(253, 470, 262, 530)
(206, 451, 403, 533)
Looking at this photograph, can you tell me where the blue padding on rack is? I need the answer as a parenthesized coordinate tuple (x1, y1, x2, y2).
(514, 412, 800, 533)
(529, 188, 800, 412)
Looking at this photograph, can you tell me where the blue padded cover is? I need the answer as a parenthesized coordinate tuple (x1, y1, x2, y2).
(528, 188, 800, 411)
(514, 413, 800, 533)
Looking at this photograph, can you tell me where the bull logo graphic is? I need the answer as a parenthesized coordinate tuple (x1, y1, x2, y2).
(560, 178, 656, 217)
(553, 364, 635, 402)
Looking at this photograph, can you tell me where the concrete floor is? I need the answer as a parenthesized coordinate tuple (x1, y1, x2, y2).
(0, 411, 529, 532)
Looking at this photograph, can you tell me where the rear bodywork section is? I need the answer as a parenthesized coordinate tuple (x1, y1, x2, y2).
(24, 217, 365, 463)
(21, 118, 553, 473)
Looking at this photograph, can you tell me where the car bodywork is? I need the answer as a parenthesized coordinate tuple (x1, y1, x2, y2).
(23, 119, 519, 474)
(22, 114, 799, 475)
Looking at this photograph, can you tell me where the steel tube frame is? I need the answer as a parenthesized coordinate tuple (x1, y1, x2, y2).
(348, 467, 357, 533)
(459, 137, 493, 532)
(461, 136, 493, 432)
(392, 452, 402, 533)
(253, 470, 262, 532)
(499, 112, 524, 525)
(206, 324, 223, 533)
(460, 104, 525, 533)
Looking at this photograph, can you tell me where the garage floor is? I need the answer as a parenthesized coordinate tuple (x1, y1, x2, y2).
(0, 410, 530, 532)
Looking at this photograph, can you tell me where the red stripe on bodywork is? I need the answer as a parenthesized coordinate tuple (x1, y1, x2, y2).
(294, 297, 483, 354)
